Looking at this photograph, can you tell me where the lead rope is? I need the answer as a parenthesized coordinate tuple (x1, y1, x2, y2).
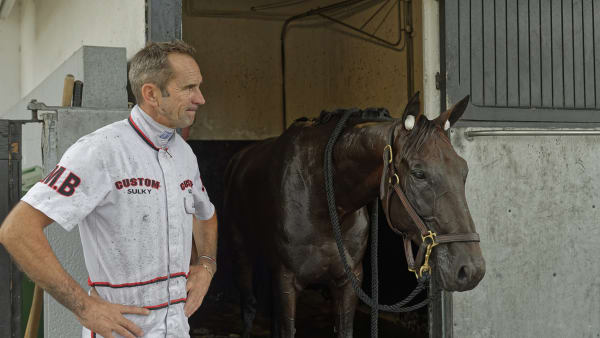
(323, 111, 431, 338)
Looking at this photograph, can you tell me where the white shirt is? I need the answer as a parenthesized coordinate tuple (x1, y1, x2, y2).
(22, 105, 214, 337)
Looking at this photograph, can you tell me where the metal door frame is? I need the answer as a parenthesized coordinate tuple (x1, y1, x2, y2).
(0, 120, 23, 338)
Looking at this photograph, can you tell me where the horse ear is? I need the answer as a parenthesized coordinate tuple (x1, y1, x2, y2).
(435, 95, 469, 130)
(401, 91, 421, 130)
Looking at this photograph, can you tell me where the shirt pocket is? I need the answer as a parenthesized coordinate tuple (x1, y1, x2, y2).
(183, 190, 195, 214)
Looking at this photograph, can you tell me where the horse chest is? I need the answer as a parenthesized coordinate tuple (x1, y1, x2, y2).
(281, 234, 367, 286)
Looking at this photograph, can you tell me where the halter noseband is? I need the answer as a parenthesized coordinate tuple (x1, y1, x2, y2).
(380, 122, 480, 279)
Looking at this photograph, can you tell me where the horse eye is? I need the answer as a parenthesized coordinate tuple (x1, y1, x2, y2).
(411, 169, 426, 179)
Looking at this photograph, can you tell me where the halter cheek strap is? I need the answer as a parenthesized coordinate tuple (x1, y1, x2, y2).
(379, 123, 480, 278)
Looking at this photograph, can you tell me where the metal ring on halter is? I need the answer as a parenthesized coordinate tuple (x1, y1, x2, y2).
(388, 173, 400, 185)
(384, 144, 393, 164)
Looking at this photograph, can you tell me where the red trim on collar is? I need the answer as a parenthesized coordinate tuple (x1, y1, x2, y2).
(128, 116, 160, 151)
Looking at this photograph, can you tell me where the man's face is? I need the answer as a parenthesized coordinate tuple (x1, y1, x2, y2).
(155, 53, 205, 129)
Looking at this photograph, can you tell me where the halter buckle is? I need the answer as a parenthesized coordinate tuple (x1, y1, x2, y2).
(408, 231, 439, 279)
(419, 231, 438, 278)
(384, 144, 393, 164)
(421, 231, 438, 247)
(388, 173, 400, 185)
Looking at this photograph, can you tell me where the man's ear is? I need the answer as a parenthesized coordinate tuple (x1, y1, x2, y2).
(435, 95, 469, 130)
(141, 83, 161, 107)
(401, 91, 421, 130)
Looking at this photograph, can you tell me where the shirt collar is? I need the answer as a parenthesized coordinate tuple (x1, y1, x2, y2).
(128, 105, 175, 150)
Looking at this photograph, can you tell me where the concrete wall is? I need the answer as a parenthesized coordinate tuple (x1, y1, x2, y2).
(450, 128, 600, 337)
(183, 0, 423, 140)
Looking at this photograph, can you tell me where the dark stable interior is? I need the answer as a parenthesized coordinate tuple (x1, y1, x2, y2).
(187, 140, 428, 338)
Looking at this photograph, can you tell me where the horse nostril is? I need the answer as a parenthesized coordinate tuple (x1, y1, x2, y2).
(457, 265, 469, 281)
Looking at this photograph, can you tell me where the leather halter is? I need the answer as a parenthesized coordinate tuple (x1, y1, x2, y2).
(379, 122, 480, 278)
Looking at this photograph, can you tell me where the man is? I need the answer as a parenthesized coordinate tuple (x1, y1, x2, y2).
(0, 40, 217, 337)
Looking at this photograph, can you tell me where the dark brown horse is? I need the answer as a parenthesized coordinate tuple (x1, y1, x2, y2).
(223, 94, 485, 338)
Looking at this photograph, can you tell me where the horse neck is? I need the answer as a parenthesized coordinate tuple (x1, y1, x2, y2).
(331, 121, 396, 216)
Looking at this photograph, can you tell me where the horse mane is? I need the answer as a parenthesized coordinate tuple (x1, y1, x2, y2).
(292, 107, 445, 156)
(294, 107, 394, 126)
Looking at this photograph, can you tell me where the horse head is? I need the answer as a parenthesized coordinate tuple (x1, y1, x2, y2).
(382, 93, 485, 292)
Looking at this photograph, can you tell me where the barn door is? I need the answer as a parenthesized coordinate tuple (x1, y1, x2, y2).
(443, 1, 600, 337)
(0, 120, 23, 338)
(445, 0, 600, 123)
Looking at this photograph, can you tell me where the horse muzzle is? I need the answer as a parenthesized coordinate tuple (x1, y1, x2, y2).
(433, 242, 486, 292)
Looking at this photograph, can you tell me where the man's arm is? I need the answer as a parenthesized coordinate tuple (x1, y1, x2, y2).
(184, 211, 218, 317)
(193, 211, 218, 265)
(0, 202, 149, 338)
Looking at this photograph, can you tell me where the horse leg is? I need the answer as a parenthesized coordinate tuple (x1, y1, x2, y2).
(271, 267, 300, 338)
(231, 235, 257, 338)
(330, 264, 362, 338)
(236, 263, 257, 337)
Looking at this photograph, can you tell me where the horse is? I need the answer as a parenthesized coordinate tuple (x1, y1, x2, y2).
(223, 94, 485, 338)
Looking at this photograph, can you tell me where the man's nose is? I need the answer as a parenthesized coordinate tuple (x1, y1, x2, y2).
(192, 88, 205, 105)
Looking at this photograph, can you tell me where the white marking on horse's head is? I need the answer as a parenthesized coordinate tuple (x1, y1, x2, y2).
(404, 115, 415, 130)
(444, 120, 450, 131)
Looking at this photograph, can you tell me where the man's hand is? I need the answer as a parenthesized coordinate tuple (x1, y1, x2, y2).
(76, 288, 150, 338)
(184, 263, 213, 317)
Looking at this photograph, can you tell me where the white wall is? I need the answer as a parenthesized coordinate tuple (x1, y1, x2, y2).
(0, 0, 145, 169)
(0, 1, 21, 116)
(19, 0, 145, 96)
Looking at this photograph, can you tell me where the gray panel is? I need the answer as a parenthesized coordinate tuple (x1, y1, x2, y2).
(148, 0, 182, 42)
(483, 0, 496, 106)
(462, 105, 600, 122)
(459, 0, 471, 91)
(450, 127, 600, 337)
(471, 0, 484, 106)
(0, 160, 8, 223)
(428, 285, 452, 338)
(518, 0, 530, 106)
(0, 120, 22, 338)
(540, 0, 553, 107)
(495, 0, 508, 106)
(574, 0, 586, 107)
(0, 244, 12, 337)
(446, 0, 460, 92)
(42, 108, 129, 338)
(595, 0, 600, 108)
(583, 0, 596, 107)
(529, 0, 542, 107)
(563, 0, 575, 108)
(551, 0, 564, 107)
(82, 46, 128, 109)
(0, 121, 8, 160)
(507, 0, 520, 107)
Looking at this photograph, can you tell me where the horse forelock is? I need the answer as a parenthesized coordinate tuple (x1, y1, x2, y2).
(400, 118, 450, 159)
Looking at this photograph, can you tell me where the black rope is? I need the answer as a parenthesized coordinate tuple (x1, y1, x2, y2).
(369, 199, 379, 336)
(323, 111, 431, 338)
